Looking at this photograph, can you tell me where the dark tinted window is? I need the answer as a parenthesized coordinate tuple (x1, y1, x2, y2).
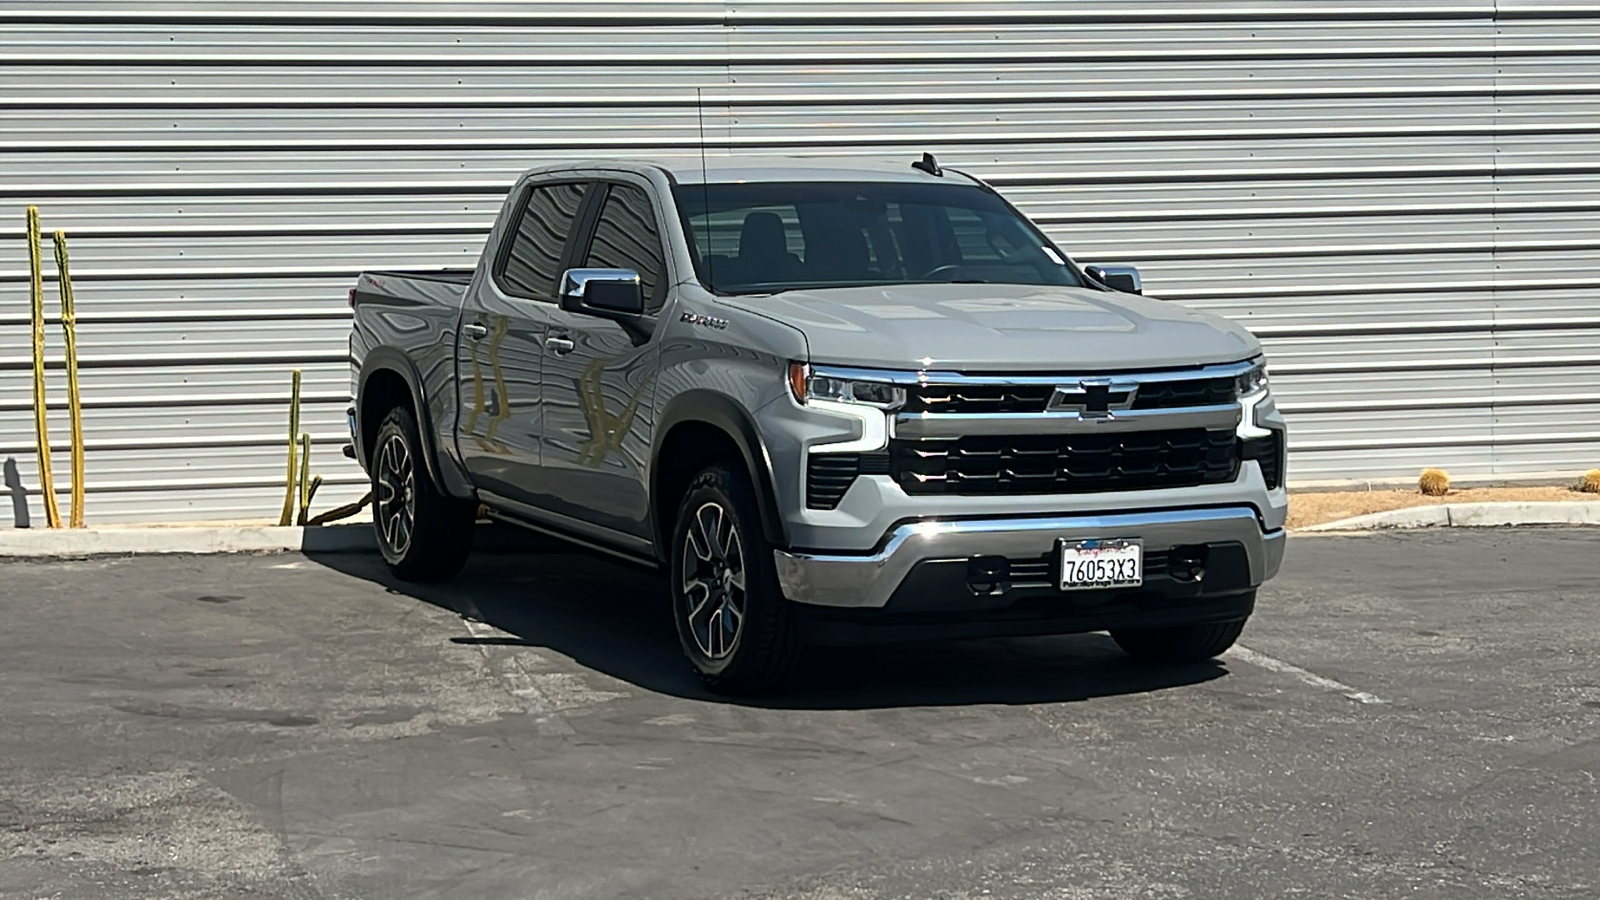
(500, 181, 587, 299)
(673, 181, 1080, 295)
(582, 183, 666, 311)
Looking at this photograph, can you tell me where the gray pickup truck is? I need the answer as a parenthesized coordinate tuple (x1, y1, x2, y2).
(349, 154, 1287, 694)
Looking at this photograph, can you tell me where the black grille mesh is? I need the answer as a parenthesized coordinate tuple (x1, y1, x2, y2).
(806, 452, 892, 509)
(1130, 376, 1235, 409)
(1241, 430, 1285, 490)
(891, 429, 1239, 495)
(903, 384, 1054, 414)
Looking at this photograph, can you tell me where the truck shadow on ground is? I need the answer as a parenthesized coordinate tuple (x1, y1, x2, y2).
(307, 526, 1228, 710)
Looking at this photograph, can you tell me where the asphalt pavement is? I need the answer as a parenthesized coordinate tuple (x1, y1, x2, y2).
(0, 526, 1596, 899)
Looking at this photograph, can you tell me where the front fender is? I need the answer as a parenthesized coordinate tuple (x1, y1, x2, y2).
(652, 391, 788, 555)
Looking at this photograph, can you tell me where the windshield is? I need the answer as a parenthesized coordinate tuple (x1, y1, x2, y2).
(672, 181, 1083, 295)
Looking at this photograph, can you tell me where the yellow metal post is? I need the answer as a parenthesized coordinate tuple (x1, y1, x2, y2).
(278, 370, 301, 526)
(52, 230, 86, 528)
(27, 207, 62, 529)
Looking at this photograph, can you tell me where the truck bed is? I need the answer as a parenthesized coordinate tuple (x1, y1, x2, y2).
(365, 268, 475, 286)
(356, 269, 476, 310)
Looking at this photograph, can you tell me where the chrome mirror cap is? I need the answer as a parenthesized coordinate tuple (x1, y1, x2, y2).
(559, 267, 644, 315)
(1085, 264, 1142, 295)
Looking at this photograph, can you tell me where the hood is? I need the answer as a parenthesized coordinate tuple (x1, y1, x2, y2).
(717, 283, 1260, 372)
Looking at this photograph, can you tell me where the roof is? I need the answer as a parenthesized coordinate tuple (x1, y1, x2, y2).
(525, 154, 978, 186)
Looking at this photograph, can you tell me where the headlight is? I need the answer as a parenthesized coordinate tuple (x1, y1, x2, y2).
(1235, 359, 1269, 399)
(788, 363, 907, 410)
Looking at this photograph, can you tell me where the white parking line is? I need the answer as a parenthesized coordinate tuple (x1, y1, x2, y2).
(1225, 645, 1388, 705)
(461, 617, 576, 735)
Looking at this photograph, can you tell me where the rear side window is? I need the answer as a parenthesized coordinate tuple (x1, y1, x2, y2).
(499, 181, 587, 300)
(582, 183, 666, 312)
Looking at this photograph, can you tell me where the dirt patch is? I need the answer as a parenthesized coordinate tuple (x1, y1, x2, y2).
(1289, 485, 1598, 530)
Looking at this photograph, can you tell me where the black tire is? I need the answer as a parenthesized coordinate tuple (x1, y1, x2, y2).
(669, 463, 800, 695)
(1111, 610, 1250, 664)
(370, 405, 476, 582)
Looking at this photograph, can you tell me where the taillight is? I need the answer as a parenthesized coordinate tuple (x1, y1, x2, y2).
(348, 288, 357, 308)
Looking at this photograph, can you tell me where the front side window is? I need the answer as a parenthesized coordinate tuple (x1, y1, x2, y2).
(499, 181, 588, 300)
(672, 181, 1081, 295)
(582, 183, 666, 311)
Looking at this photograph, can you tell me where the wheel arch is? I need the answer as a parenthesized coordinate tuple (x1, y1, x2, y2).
(651, 392, 788, 562)
(357, 349, 468, 498)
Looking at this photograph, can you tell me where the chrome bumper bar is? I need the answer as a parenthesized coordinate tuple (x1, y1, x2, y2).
(773, 507, 1284, 609)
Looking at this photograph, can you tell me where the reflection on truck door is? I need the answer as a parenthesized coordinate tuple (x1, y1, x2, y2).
(533, 181, 663, 538)
(455, 180, 588, 505)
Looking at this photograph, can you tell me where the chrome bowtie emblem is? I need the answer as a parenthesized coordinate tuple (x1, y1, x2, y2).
(1049, 380, 1137, 418)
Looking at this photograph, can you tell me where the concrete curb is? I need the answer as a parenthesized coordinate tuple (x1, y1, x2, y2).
(1303, 501, 1600, 532)
(0, 524, 376, 558)
(7, 501, 1595, 556)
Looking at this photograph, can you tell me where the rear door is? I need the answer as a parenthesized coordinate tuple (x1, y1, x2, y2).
(456, 179, 591, 505)
(531, 179, 668, 540)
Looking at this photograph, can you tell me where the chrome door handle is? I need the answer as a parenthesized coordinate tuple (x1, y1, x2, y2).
(545, 336, 575, 355)
(462, 322, 489, 341)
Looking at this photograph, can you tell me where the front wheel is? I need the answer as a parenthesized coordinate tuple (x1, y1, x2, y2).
(670, 464, 800, 695)
(370, 406, 476, 582)
(1110, 611, 1250, 664)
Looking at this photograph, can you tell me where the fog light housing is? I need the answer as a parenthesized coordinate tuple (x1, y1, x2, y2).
(966, 556, 1011, 595)
(1169, 545, 1209, 583)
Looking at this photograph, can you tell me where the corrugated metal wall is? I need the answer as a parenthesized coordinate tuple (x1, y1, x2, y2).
(3, 1, 1598, 524)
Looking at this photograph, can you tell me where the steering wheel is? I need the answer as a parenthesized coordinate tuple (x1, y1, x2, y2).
(918, 264, 968, 281)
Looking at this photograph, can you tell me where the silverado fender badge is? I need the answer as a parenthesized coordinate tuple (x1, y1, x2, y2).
(680, 312, 729, 330)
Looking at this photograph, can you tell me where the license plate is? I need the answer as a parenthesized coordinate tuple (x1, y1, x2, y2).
(1059, 538, 1143, 590)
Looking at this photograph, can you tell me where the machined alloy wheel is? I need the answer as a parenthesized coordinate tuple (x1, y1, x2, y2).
(369, 405, 475, 582)
(680, 501, 747, 660)
(375, 432, 416, 558)
(669, 463, 800, 694)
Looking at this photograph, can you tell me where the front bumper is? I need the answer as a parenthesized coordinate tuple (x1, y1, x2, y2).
(772, 505, 1284, 610)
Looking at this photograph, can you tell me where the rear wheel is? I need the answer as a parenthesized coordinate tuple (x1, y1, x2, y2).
(371, 406, 476, 582)
(670, 464, 800, 695)
(1111, 610, 1250, 664)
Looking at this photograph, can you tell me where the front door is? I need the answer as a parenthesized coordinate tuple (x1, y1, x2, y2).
(456, 179, 590, 506)
(533, 180, 667, 540)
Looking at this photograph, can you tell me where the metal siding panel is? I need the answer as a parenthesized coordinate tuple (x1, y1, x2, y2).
(1, 2, 1596, 524)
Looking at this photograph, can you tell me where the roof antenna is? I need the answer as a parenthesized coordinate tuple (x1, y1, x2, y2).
(912, 151, 943, 177)
(696, 87, 715, 290)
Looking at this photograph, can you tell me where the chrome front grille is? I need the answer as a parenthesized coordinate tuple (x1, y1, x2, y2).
(808, 362, 1259, 504)
(904, 371, 1240, 415)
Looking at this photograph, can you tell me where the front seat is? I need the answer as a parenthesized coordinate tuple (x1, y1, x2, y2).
(803, 224, 871, 283)
(732, 212, 802, 285)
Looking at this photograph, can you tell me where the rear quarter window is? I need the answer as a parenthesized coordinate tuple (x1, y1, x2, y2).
(498, 181, 588, 300)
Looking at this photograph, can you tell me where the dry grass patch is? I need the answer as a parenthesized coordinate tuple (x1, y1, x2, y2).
(1289, 485, 1599, 530)
(1418, 468, 1451, 496)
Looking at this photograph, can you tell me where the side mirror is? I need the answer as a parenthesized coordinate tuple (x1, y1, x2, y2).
(1084, 264, 1142, 295)
(560, 268, 644, 317)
